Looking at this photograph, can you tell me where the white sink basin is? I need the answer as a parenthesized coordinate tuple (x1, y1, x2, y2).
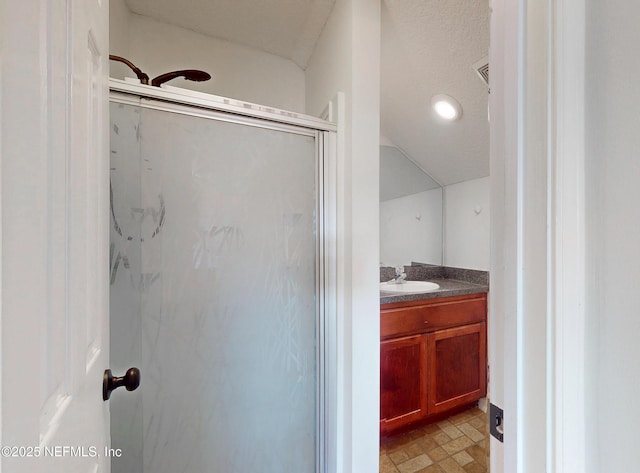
(380, 281, 440, 294)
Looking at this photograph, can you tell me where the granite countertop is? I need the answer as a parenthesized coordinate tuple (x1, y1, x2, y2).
(380, 264, 489, 305)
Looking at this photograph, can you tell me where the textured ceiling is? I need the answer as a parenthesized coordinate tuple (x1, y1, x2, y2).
(381, 0, 490, 185)
(125, 0, 335, 68)
(124, 0, 489, 186)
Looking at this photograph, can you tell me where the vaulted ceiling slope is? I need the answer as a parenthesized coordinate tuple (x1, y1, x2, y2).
(124, 0, 489, 186)
(381, 0, 490, 186)
(125, 0, 335, 69)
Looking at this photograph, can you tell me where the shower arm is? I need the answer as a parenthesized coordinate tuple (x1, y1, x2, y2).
(109, 55, 150, 85)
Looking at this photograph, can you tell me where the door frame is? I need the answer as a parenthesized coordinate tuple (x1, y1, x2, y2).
(108, 79, 340, 473)
(0, 1, 592, 470)
(489, 0, 587, 471)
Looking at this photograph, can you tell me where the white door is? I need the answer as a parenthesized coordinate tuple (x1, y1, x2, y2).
(0, 1, 110, 472)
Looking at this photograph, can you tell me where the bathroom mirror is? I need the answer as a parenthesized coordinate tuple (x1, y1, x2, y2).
(379, 145, 443, 267)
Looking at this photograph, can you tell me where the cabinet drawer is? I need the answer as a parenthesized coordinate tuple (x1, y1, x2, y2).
(381, 294, 487, 339)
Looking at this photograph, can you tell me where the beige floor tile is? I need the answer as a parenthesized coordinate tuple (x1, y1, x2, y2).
(379, 406, 490, 473)
(438, 457, 466, 473)
(417, 465, 445, 473)
(463, 461, 487, 473)
(389, 449, 410, 465)
(464, 445, 487, 467)
(416, 435, 438, 452)
(452, 451, 474, 467)
(437, 420, 464, 440)
(397, 454, 434, 473)
(457, 423, 485, 443)
(468, 416, 485, 430)
(441, 436, 474, 455)
(405, 441, 427, 459)
(380, 454, 400, 473)
(427, 446, 449, 462)
(432, 431, 452, 446)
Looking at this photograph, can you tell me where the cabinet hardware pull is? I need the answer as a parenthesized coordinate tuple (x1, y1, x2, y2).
(424, 321, 429, 324)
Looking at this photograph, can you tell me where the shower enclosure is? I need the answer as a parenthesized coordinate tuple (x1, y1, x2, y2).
(108, 82, 336, 473)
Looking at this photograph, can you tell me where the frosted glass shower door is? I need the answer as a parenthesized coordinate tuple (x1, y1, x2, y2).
(109, 100, 319, 473)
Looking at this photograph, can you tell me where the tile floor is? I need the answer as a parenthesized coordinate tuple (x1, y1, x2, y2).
(380, 407, 489, 473)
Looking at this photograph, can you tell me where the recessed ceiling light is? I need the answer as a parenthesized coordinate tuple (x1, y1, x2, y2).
(431, 94, 462, 121)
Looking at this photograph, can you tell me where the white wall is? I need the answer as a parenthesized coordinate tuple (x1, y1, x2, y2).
(380, 189, 442, 267)
(444, 177, 490, 270)
(379, 177, 490, 271)
(305, 0, 381, 472)
(109, 7, 306, 112)
(305, 1, 351, 117)
(109, 0, 132, 79)
(585, 1, 640, 470)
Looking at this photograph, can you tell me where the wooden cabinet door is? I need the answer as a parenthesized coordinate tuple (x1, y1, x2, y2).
(427, 323, 487, 415)
(380, 334, 428, 433)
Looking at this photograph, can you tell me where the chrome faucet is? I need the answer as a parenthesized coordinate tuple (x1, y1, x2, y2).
(392, 266, 407, 284)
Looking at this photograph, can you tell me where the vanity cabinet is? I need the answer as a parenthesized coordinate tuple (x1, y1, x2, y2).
(427, 322, 486, 415)
(380, 293, 487, 436)
(380, 334, 428, 432)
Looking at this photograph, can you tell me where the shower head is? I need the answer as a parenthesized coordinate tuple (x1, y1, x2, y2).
(108, 55, 212, 88)
(151, 70, 212, 87)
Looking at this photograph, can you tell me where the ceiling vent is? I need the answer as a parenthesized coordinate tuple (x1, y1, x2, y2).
(473, 57, 489, 88)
